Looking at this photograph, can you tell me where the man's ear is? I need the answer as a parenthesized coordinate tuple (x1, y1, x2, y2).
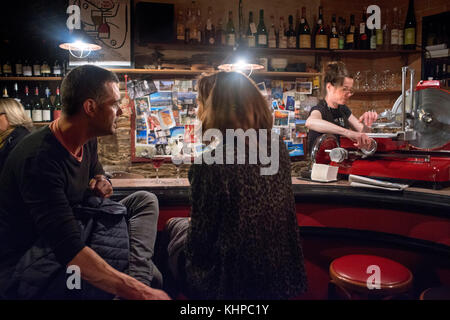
(83, 99, 97, 117)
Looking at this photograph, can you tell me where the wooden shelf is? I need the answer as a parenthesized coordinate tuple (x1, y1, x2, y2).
(0, 77, 62, 81)
(353, 90, 402, 95)
(329, 49, 422, 57)
(108, 68, 322, 78)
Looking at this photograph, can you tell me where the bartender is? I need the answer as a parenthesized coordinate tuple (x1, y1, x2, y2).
(306, 61, 378, 153)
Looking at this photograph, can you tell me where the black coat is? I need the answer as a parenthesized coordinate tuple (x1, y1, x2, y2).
(0, 126, 30, 172)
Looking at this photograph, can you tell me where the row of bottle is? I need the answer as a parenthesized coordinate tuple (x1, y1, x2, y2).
(176, 1, 416, 50)
(0, 59, 67, 78)
(2, 84, 62, 122)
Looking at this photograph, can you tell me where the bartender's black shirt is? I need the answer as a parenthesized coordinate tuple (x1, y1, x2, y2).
(307, 99, 352, 154)
(0, 126, 104, 289)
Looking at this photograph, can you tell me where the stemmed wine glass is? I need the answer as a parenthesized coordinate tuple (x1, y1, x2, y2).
(151, 156, 165, 184)
(363, 70, 371, 92)
(354, 70, 361, 90)
(171, 154, 183, 184)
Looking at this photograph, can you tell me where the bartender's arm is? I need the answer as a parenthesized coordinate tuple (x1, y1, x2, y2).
(306, 110, 375, 149)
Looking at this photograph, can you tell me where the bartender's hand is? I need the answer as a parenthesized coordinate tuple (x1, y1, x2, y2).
(346, 130, 373, 150)
(359, 111, 378, 128)
(89, 175, 113, 198)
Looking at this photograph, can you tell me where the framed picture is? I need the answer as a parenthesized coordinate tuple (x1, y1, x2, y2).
(296, 81, 313, 95)
(68, 0, 132, 68)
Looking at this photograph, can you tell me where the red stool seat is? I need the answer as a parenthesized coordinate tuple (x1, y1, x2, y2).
(329, 254, 413, 298)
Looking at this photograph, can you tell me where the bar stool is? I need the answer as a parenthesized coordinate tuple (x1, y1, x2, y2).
(329, 254, 413, 300)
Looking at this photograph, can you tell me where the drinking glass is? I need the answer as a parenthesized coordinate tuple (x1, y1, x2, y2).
(370, 72, 378, 91)
(354, 71, 361, 90)
(151, 156, 165, 184)
(363, 70, 371, 92)
(382, 70, 390, 91)
(171, 154, 183, 184)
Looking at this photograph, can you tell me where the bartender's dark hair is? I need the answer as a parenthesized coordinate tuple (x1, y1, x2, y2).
(324, 61, 352, 87)
(60, 65, 119, 116)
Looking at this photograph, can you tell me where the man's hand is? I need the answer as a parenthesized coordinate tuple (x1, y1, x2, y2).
(89, 175, 113, 198)
(359, 111, 378, 128)
(346, 130, 373, 150)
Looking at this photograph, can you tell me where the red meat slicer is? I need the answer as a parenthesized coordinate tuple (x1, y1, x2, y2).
(311, 66, 450, 189)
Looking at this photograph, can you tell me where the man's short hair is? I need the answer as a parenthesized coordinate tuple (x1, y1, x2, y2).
(60, 65, 119, 116)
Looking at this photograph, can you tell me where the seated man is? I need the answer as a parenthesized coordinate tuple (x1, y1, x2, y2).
(306, 61, 378, 154)
(0, 65, 170, 300)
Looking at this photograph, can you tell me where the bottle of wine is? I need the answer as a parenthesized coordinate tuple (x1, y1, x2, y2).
(382, 8, 391, 50)
(338, 17, 345, 49)
(12, 82, 20, 102)
(403, 0, 416, 50)
(184, 7, 192, 44)
(176, 9, 185, 42)
(32, 86, 43, 123)
(205, 7, 215, 45)
(358, 8, 369, 50)
(2, 86, 9, 98)
(257, 9, 268, 48)
(398, 8, 404, 48)
(226, 11, 236, 47)
(315, 6, 328, 49)
(23, 86, 32, 119)
(295, 9, 301, 48)
(15, 58, 23, 77)
(345, 14, 356, 49)
(247, 11, 256, 48)
(298, 7, 311, 49)
(376, 11, 384, 50)
(42, 87, 52, 122)
(391, 7, 399, 50)
(329, 14, 339, 50)
(238, 0, 245, 45)
(287, 15, 296, 48)
(23, 59, 33, 77)
(268, 15, 277, 48)
(370, 27, 377, 50)
(278, 17, 287, 48)
(195, 8, 203, 44)
(33, 58, 41, 77)
(53, 86, 62, 120)
(216, 18, 226, 46)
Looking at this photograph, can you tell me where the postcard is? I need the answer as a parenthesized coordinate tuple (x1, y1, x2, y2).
(148, 113, 161, 131)
(158, 80, 174, 91)
(136, 130, 148, 145)
(296, 81, 313, 95)
(256, 82, 268, 96)
(148, 132, 157, 144)
(150, 91, 173, 107)
(158, 108, 176, 130)
(134, 96, 150, 115)
(170, 126, 185, 141)
(273, 110, 290, 127)
(285, 95, 296, 111)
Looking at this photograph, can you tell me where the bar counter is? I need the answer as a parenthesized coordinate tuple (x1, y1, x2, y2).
(111, 177, 450, 299)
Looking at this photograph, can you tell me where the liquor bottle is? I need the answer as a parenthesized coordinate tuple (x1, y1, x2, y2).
(295, 9, 301, 48)
(32, 86, 43, 123)
(53, 60, 62, 77)
(12, 82, 20, 102)
(2, 59, 12, 77)
(189, 1, 198, 44)
(398, 8, 404, 48)
(278, 17, 287, 48)
(329, 14, 339, 50)
(238, 0, 245, 45)
(15, 58, 23, 76)
(257, 9, 268, 48)
(216, 18, 226, 46)
(23, 86, 32, 119)
(376, 10, 384, 50)
(2, 86, 8, 98)
(196, 8, 203, 44)
(176, 9, 185, 42)
(298, 7, 311, 49)
(268, 15, 277, 48)
(42, 87, 52, 122)
(23, 59, 33, 77)
(338, 17, 345, 49)
(184, 7, 192, 44)
(41, 60, 51, 77)
(33, 58, 41, 76)
(226, 11, 236, 47)
(53, 86, 62, 120)
(287, 15, 296, 48)
(370, 27, 377, 50)
(246, 11, 256, 48)
(345, 14, 356, 49)
(205, 7, 215, 45)
(315, 6, 328, 49)
(358, 8, 369, 50)
(391, 7, 399, 50)
(403, 0, 416, 50)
